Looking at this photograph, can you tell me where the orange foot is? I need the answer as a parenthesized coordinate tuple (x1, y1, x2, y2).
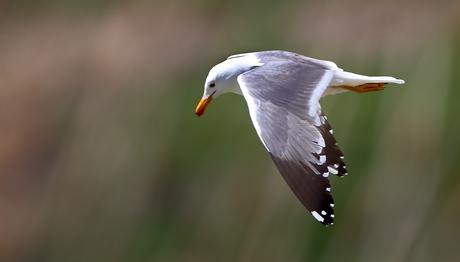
(341, 83, 386, 93)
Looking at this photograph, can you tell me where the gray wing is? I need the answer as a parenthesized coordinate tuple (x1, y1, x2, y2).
(237, 57, 347, 225)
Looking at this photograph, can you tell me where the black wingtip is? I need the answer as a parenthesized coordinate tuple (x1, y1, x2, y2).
(311, 209, 335, 226)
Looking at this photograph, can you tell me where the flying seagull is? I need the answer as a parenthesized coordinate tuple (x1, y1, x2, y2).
(195, 50, 404, 225)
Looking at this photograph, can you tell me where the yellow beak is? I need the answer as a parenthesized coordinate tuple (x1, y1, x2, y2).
(195, 95, 213, 116)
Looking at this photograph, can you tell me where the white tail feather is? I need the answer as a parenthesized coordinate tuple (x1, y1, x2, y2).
(331, 71, 405, 86)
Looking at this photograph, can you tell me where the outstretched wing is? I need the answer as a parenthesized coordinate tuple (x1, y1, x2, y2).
(237, 53, 347, 225)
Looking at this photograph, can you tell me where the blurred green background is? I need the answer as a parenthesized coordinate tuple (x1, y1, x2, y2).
(1, 0, 460, 261)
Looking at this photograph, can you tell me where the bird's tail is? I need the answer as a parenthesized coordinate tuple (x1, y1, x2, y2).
(331, 71, 405, 86)
(329, 70, 405, 93)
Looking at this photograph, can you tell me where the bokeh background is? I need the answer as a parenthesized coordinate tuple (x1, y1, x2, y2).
(1, 0, 460, 261)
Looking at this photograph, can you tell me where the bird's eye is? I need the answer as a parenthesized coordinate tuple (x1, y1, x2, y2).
(209, 83, 215, 88)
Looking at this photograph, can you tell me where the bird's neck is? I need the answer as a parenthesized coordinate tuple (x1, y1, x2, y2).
(217, 55, 263, 95)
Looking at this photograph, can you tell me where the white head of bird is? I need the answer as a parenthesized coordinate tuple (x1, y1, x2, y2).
(195, 56, 263, 116)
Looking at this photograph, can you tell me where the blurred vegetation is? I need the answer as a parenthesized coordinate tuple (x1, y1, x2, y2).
(0, 0, 459, 261)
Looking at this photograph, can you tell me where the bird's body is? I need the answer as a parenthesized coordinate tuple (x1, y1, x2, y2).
(196, 51, 404, 225)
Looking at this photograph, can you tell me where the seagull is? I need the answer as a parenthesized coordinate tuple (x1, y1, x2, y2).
(195, 51, 404, 226)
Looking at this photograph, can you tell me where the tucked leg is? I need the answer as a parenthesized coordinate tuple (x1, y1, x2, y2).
(339, 83, 386, 93)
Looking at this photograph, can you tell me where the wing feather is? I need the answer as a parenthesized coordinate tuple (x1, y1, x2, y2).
(237, 54, 347, 225)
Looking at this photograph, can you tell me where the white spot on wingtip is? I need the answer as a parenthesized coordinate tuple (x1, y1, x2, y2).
(340, 156, 344, 160)
(329, 129, 333, 134)
(319, 155, 326, 164)
(326, 187, 331, 192)
(311, 211, 324, 222)
(322, 172, 329, 178)
(330, 203, 334, 207)
(331, 214, 335, 218)
(327, 166, 338, 175)
(333, 164, 339, 168)
(321, 210, 327, 215)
